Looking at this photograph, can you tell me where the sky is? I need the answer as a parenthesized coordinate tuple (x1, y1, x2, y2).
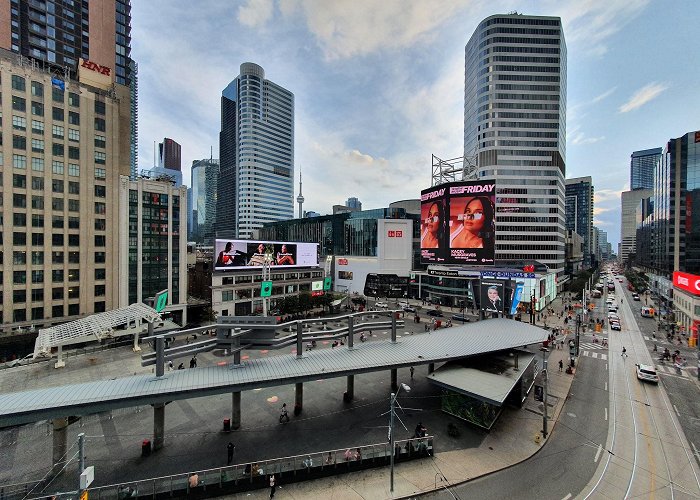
(131, 0, 700, 248)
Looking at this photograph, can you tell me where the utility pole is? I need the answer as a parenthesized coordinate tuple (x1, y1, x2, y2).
(541, 349, 549, 438)
(389, 391, 396, 492)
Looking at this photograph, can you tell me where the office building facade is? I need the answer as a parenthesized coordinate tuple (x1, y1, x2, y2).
(217, 63, 294, 239)
(464, 14, 567, 281)
(620, 188, 652, 265)
(630, 147, 661, 191)
(565, 177, 594, 268)
(190, 158, 219, 245)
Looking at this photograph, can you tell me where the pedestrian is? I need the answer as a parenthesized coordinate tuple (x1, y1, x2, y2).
(189, 356, 196, 368)
(621, 346, 627, 357)
(177, 363, 184, 370)
(410, 366, 415, 378)
(227, 441, 235, 465)
(269, 474, 276, 498)
(558, 359, 563, 372)
(167, 360, 173, 371)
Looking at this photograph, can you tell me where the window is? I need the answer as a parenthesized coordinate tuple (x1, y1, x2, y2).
(14, 309, 27, 322)
(94, 151, 106, 164)
(52, 179, 64, 193)
(31, 214, 44, 228)
(68, 303, 79, 315)
(68, 234, 79, 246)
(68, 92, 79, 107)
(13, 154, 27, 169)
(94, 235, 106, 246)
(13, 232, 27, 245)
(32, 233, 44, 245)
(95, 251, 106, 263)
(94, 185, 106, 198)
(31, 138, 44, 152)
(95, 202, 106, 214)
(31, 157, 44, 171)
(31, 195, 44, 209)
(31, 81, 44, 97)
(31, 101, 44, 116)
(32, 251, 44, 265)
(95, 167, 106, 179)
(52, 251, 64, 264)
(95, 219, 106, 231)
(68, 146, 79, 159)
(31, 288, 44, 301)
(13, 193, 26, 208)
(68, 286, 79, 299)
(68, 181, 79, 194)
(13, 174, 26, 188)
(52, 106, 64, 121)
(13, 270, 27, 284)
(52, 87, 64, 102)
(52, 215, 64, 228)
(68, 163, 80, 176)
(52, 160, 64, 174)
(52, 270, 64, 282)
(31, 307, 43, 320)
(52, 198, 64, 210)
(94, 117, 105, 131)
(68, 128, 79, 141)
(94, 135, 106, 148)
(94, 301, 106, 313)
(52, 124, 64, 138)
(52, 143, 64, 156)
(222, 290, 234, 302)
(94, 100, 105, 115)
(31, 270, 44, 284)
(52, 305, 64, 318)
(68, 111, 79, 125)
(31, 120, 44, 134)
(95, 284, 105, 297)
(13, 251, 27, 265)
(14, 290, 26, 303)
(12, 115, 27, 130)
(68, 251, 80, 264)
(12, 95, 26, 112)
(52, 233, 64, 246)
(68, 199, 79, 212)
(13, 213, 26, 226)
(13, 135, 27, 149)
(12, 75, 26, 91)
(95, 268, 106, 280)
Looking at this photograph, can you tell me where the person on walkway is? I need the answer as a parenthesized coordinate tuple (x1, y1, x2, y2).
(167, 360, 173, 371)
(621, 346, 627, 357)
(227, 442, 235, 465)
(558, 359, 563, 372)
(410, 366, 415, 378)
(269, 474, 276, 498)
(177, 363, 184, 370)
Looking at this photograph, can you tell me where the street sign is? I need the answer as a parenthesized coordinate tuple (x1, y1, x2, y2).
(323, 276, 332, 291)
(154, 289, 168, 313)
(260, 281, 273, 297)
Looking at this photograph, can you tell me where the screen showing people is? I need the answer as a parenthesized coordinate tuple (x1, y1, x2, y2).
(214, 240, 317, 270)
(481, 280, 505, 314)
(420, 180, 495, 265)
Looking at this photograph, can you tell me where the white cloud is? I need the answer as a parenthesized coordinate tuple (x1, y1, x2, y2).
(238, 0, 275, 27)
(571, 132, 605, 145)
(618, 82, 669, 113)
(591, 86, 617, 103)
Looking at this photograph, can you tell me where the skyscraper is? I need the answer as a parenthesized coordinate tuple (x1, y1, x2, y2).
(630, 147, 661, 191)
(159, 138, 182, 171)
(620, 188, 652, 265)
(217, 63, 294, 239)
(346, 197, 362, 210)
(464, 14, 567, 278)
(565, 177, 594, 268)
(190, 158, 220, 245)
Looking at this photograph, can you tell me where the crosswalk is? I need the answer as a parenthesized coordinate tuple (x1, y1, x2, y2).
(579, 342, 608, 350)
(654, 364, 698, 379)
(580, 350, 608, 360)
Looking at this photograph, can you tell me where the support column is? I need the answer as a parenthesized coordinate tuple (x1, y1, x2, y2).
(55, 345, 65, 369)
(391, 314, 397, 342)
(347, 316, 354, 349)
(231, 392, 241, 430)
(52, 417, 68, 475)
(346, 375, 354, 401)
(295, 382, 303, 413)
(155, 336, 164, 377)
(428, 363, 435, 374)
(296, 322, 303, 359)
(153, 403, 165, 451)
(391, 369, 398, 391)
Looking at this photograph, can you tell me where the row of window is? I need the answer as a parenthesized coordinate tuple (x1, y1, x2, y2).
(9, 97, 107, 130)
(10, 232, 107, 246)
(10, 75, 106, 113)
(9, 303, 101, 323)
(7, 213, 106, 231)
(11, 175, 106, 196)
(7, 155, 107, 178)
(10, 283, 106, 302)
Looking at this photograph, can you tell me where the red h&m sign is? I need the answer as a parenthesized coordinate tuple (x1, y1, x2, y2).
(673, 271, 700, 296)
(387, 230, 403, 237)
(81, 59, 111, 76)
(337, 258, 348, 265)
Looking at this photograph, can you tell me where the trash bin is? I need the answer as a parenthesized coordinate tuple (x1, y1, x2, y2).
(223, 418, 231, 432)
(141, 439, 151, 457)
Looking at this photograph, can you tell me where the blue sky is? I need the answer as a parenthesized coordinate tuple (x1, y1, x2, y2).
(131, 0, 700, 248)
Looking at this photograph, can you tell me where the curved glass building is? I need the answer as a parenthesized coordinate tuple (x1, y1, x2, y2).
(464, 14, 567, 280)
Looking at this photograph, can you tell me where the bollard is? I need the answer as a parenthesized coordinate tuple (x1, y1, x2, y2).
(141, 439, 151, 457)
(223, 418, 231, 432)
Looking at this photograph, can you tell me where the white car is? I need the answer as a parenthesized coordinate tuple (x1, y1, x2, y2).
(609, 321, 621, 331)
(374, 301, 388, 309)
(636, 364, 658, 383)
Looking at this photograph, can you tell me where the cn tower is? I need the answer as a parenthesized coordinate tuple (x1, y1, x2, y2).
(296, 167, 305, 218)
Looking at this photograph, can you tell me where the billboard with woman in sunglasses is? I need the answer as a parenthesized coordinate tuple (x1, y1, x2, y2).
(448, 181, 496, 265)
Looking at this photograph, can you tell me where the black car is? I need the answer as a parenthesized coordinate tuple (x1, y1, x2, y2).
(426, 309, 443, 317)
(451, 314, 469, 322)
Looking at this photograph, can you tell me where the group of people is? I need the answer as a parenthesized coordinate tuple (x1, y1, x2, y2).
(421, 197, 495, 249)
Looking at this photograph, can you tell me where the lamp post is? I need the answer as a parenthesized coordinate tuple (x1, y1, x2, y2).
(389, 383, 411, 493)
(540, 348, 549, 438)
(262, 253, 273, 316)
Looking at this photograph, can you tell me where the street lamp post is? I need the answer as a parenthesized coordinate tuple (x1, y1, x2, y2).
(540, 348, 549, 438)
(389, 383, 412, 493)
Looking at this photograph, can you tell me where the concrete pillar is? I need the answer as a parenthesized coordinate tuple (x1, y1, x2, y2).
(347, 316, 354, 349)
(54, 345, 65, 369)
(232, 392, 241, 430)
(346, 375, 354, 401)
(153, 403, 165, 451)
(391, 369, 398, 391)
(52, 417, 69, 475)
(296, 322, 304, 359)
(391, 314, 397, 342)
(155, 336, 164, 377)
(428, 363, 435, 374)
(295, 382, 303, 413)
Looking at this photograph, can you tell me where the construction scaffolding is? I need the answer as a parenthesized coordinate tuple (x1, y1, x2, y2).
(430, 146, 479, 187)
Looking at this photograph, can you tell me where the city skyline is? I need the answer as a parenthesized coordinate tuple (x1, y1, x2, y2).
(131, 0, 700, 247)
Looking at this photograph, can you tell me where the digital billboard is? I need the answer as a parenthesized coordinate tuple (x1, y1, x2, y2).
(481, 279, 505, 314)
(214, 240, 319, 271)
(421, 180, 496, 266)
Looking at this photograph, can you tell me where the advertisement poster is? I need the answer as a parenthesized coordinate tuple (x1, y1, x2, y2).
(214, 239, 319, 271)
(421, 180, 496, 265)
(481, 279, 505, 314)
(510, 282, 524, 315)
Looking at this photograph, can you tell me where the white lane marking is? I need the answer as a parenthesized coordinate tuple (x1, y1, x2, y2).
(673, 404, 680, 417)
(691, 442, 699, 459)
(592, 352, 599, 359)
(605, 382, 608, 391)
(604, 407, 608, 421)
(594, 443, 603, 463)
(601, 354, 608, 360)
(562, 494, 572, 500)
(606, 363, 608, 371)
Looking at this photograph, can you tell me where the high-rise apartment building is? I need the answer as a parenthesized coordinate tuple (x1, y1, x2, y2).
(0, 1, 134, 334)
(630, 147, 661, 191)
(464, 14, 567, 279)
(346, 197, 362, 210)
(597, 229, 611, 260)
(620, 188, 652, 265)
(190, 158, 219, 245)
(217, 63, 294, 239)
(565, 177, 594, 268)
(159, 137, 181, 171)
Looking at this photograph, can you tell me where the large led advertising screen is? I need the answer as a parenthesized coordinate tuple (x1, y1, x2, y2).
(420, 180, 496, 265)
(214, 240, 319, 271)
(481, 279, 505, 314)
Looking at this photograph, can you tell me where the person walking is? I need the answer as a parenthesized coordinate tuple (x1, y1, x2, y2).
(189, 356, 196, 368)
(558, 359, 563, 372)
(410, 366, 415, 379)
(227, 442, 235, 465)
(167, 360, 173, 371)
(269, 474, 276, 498)
(621, 346, 627, 357)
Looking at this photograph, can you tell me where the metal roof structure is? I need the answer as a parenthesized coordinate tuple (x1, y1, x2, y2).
(2, 318, 547, 427)
(33, 303, 162, 358)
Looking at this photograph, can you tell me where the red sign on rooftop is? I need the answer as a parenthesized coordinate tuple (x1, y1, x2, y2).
(673, 271, 700, 296)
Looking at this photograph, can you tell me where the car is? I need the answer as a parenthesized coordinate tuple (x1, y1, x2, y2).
(403, 305, 416, 313)
(427, 309, 443, 317)
(636, 363, 659, 383)
(608, 306, 618, 313)
(632, 293, 640, 301)
(610, 321, 621, 331)
(374, 301, 388, 309)
(451, 314, 469, 322)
